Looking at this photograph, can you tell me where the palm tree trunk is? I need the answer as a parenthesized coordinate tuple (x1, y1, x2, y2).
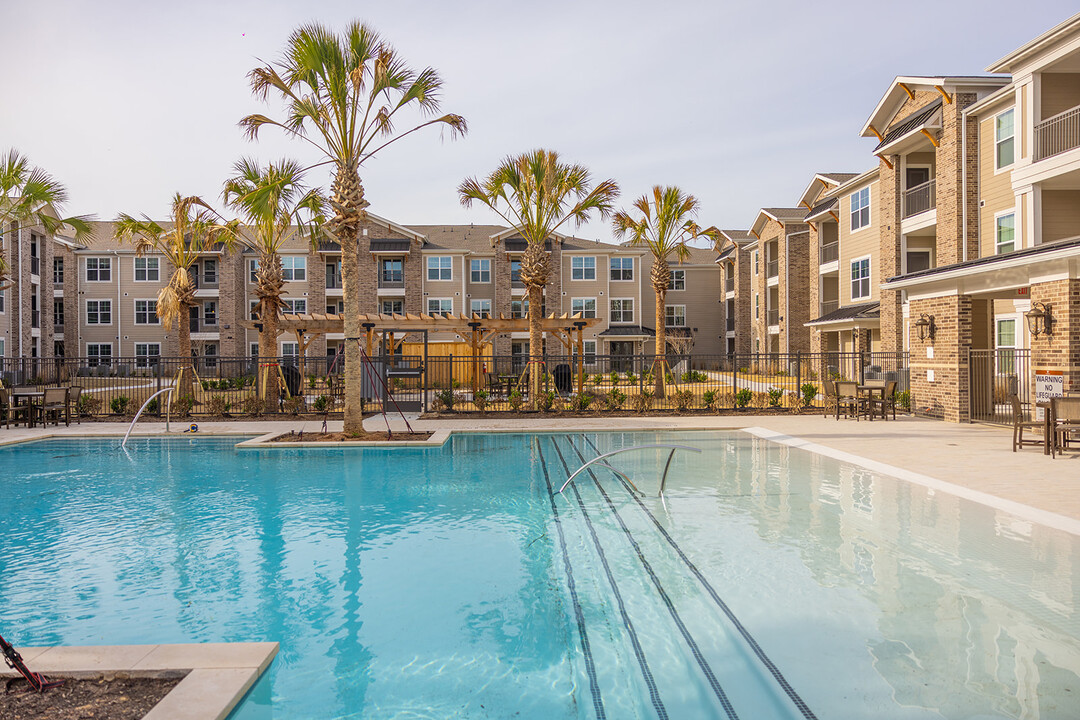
(527, 283, 543, 404)
(259, 300, 279, 412)
(332, 161, 370, 435)
(654, 288, 667, 398)
(177, 301, 194, 401)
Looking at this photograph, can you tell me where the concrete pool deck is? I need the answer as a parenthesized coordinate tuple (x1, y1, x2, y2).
(2, 413, 1076, 524)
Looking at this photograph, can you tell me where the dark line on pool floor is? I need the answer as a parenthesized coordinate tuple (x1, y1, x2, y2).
(549, 438, 668, 720)
(534, 437, 606, 720)
(578, 434, 820, 720)
(562, 436, 740, 720)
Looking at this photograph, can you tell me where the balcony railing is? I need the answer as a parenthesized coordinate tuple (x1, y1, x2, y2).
(820, 300, 839, 316)
(31, 310, 40, 329)
(903, 178, 936, 219)
(30, 256, 40, 276)
(378, 273, 404, 289)
(1035, 104, 1080, 161)
(726, 317, 735, 332)
(766, 308, 779, 326)
(326, 276, 343, 289)
(511, 274, 524, 289)
(766, 258, 779, 279)
(820, 242, 838, 265)
(724, 276, 734, 293)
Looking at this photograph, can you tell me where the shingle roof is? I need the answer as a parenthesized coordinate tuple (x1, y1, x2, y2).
(720, 229, 752, 240)
(819, 173, 860, 184)
(806, 197, 838, 220)
(762, 208, 808, 223)
(806, 301, 880, 325)
(598, 325, 655, 337)
(412, 224, 506, 253)
(875, 99, 942, 151)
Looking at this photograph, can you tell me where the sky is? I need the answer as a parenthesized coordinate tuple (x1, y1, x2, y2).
(2, 0, 1076, 246)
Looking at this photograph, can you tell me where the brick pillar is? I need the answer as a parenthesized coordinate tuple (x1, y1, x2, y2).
(61, 245, 79, 359)
(908, 294, 973, 422)
(1030, 279, 1080, 393)
(735, 247, 751, 355)
(493, 246, 512, 356)
(217, 247, 245, 358)
(781, 226, 811, 353)
(936, 93, 979, 266)
(879, 155, 905, 353)
(307, 249, 327, 357)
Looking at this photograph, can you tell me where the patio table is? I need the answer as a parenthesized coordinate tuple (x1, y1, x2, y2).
(11, 389, 44, 428)
(857, 384, 886, 420)
(1036, 400, 1054, 456)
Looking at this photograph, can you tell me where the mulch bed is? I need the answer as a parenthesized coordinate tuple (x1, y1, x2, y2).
(1, 674, 184, 720)
(271, 430, 434, 442)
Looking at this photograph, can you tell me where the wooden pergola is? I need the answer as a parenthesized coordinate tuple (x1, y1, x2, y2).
(243, 312, 604, 393)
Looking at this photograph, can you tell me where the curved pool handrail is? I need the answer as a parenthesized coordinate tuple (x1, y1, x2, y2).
(121, 387, 175, 449)
(556, 443, 702, 496)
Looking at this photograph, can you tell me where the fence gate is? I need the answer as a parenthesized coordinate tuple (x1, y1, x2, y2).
(969, 348, 1032, 424)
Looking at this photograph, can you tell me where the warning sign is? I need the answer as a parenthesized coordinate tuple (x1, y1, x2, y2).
(1034, 370, 1064, 420)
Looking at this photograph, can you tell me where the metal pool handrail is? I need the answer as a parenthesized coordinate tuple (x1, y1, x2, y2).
(121, 388, 175, 449)
(556, 444, 702, 497)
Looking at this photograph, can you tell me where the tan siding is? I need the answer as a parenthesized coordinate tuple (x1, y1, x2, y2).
(1040, 73, 1080, 120)
(838, 180, 880, 304)
(978, 108, 1017, 256)
(1042, 190, 1080, 243)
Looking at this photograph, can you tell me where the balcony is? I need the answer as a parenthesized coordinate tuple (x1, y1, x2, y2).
(1035, 104, 1080, 161)
(724, 276, 734, 293)
(511, 273, 524, 289)
(766, 258, 779, 279)
(820, 300, 839, 316)
(30, 256, 40, 276)
(903, 178, 936, 218)
(31, 310, 40, 329)
(326, 274, 343, 290)
(820, 242, 838, 265)
(726, 317, 735, 332)
(378, 272, 404, 289)
(766, 308, 779, 326)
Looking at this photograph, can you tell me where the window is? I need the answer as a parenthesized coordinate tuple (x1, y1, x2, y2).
(135, 257, 159, 282)
(53, 257, 64, 285)
(573, 340, 597, 364)
(203, 301, 217, 326)
(249, 259, 259, 283)
(511, 298, 529, 319)
(382, 299, 404, 314)
(326, 261, 342, 288)
(248, 301, 260, 321)
(135, 343, 160, 368)
(281, 256, 305, 281)
(0, 338, 4, 357)
(996, 212, 1015, 254)
(665, 305, 686, 327)
(470, 258, 491, 283)
(53, 299, 64, 327)
(669, 269, 685, 290)
(995, 109, 1015, 169)
(906, 250, 932, 273)
(755, 293, 759, 318)
(380, 258, 403, 284)
(610, 257, 633, 281)
(571, 256, 596, 280)
(850, 187, 870, 231)
(282, 298, 306, 314)
(427, 256, 452, 281)
(203, 259, 218, 284)
(86, 257, 111, 281)
(850, 257, 871, 300)
(610, 298, 634, 323)
(86, 343, 112, 366)
(470, 299, 491, 317)
(86, 299, 112, 324)
(753, 251, 759, 275)
(250, 343, 260, 358)
(427, 298, 452, 316)
(327, 301, 344, 315)
(281, 342, 300, 362)
(572, 297, 597, 318)
(134, 299, 159, 325)
(510, 260, 522, 284)
(996, 318, 1017, 374)
(0, 289, 4, 313)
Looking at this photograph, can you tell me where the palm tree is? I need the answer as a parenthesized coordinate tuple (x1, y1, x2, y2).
(459, 150, 619, 402)
(612, 186, 719, 398)
(114, 194, 238, 399)
(240, 21, 467, 435)
(0, 149, 93, 290)
(223, 157, 326, 410)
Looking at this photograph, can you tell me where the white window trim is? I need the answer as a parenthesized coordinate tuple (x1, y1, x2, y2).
(248, 259, 259, 283)
(381, 299, 404, 314)
(427, 256, 453, 281)
(610, 297, 634, 324)
(669, 269, 686, 291)
(571, 297, 597, 318)
(134, 342, 161, 365)
(85, 299, 113, 326)
(0, 338, 5, 357)
(427, 297, 453, 315)
(610, 256, 634, 281)
(280, 341, 302, 357)
(850, 254, 872, 301)
(134, 257, 160, 282)
(665, 304, 687, 327)
(133, 299, 160, 325)
(850, 186, 871, 233)
(281, 256, 307, 282)
(994, 107, 1016, 173)
(85, 257, 112, 282)
(994, 207, 1018, 254)
(571, 255, 597, 281)
(282, 297, 307, 314)
(86, 342, 113, 357)
(469, 258, 492, 284)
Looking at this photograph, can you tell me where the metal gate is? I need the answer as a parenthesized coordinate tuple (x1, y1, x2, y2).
(969, 348, 1032, 424)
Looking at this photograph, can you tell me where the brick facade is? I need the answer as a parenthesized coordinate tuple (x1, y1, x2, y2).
(1030, 279, 1080, 393)
(908, 294, 973, 422)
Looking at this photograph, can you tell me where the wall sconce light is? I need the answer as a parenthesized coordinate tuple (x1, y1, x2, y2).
(1025, 302, 1053, 338)
(914, 313, 935, 341)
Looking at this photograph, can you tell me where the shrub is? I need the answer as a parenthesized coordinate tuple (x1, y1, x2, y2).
(807, 370, 818, 381)
(77, 394, 102, 416)
(738, 366, 750, 374)
(283, 396, 304, 415)
(702, 389, 718, 411)
(110, 395, 131, 415)
(592, 373, 605, 385)
(800, 383, 819, 408)
(630, 390, 653, 413)
(537, 390, 557, 412)
(436, 388, 456, 411)
(145, 397, 160, 415)
(308, 375, 318, 389)
(451, 378, 462, 390)
(207, 395, 229, 416)
(508, 390, 524, 412)
(775, 369, 789, 377)
(625, 372, 637, 384)
(897, 390, 911, 411)
(735, 388, 752, 409)
(474, 389, 490, 413)
(681, 370, 708, 383)
(242, 395, 263, 417)
(609, 371, 620, 386)
(313, 395, 331, 412)
(674, 389, 694, 411)
(605, 388, 627, 411)
(570, 392, 594, 412)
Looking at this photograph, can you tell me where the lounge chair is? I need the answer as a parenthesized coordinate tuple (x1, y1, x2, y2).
(1010, 394, 1044, 452)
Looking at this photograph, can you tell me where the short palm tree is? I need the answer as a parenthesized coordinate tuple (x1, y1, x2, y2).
(459, 150, 619, 402)
(223, 158, 326, 410)
(612, 186, 719, 398)
(0, 149, 93, 290)
(241, 21, 467, 434)
(114, 194, 238, 399)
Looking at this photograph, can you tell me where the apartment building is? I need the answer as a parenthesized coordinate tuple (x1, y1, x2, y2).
(745, 207, 811, 355)
(2, 215, 723, 366)
(716, 230, 753, 355)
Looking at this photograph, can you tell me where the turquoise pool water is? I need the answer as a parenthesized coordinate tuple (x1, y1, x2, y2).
(1, 432, 1078, 718)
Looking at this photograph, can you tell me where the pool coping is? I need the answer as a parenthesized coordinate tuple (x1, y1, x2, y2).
(0, 641, 278, 720)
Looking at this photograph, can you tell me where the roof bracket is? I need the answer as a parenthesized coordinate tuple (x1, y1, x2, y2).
(920, 128, 940, 147)
(934, 85, 953, 104)
(877, 154, 894, 170)
(899, 82, 916, 100)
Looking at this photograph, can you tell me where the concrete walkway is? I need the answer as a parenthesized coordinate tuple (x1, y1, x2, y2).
(2, 413, 1076, 522)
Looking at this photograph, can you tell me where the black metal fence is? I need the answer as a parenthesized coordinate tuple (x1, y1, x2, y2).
(970, 348, 1033, 424)
(1, 351, 910, 417)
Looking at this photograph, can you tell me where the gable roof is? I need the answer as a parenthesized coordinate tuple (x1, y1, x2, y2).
(874, 98, 942, 152)
(987, 11, 1080, 74)
(798, 173, 860, 209)
(860, 76, 1009, 141)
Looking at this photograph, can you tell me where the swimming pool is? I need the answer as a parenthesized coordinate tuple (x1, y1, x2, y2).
(1, 431, 1078, 718)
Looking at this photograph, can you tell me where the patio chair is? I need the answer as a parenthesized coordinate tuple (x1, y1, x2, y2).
(1009, 394, 1044, 452)
(66, 386, 83, 424)
(821, 379, 836, 419)
(38, 387, 69, 427)
(0, 387, 33, 428)
(834, 381, 861, 421)
(1050, 396, 1080, 458)
(868, 380, 898, 420)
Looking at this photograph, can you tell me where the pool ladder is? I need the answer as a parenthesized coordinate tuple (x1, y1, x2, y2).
(121, 388, 175, 449)
(556, 444, 702, 497)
